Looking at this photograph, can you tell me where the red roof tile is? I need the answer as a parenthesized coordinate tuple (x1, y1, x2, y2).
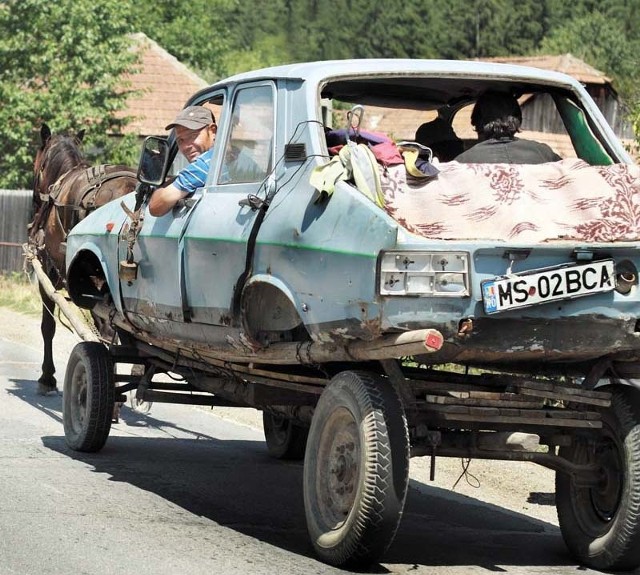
(119, 33, 208, 137)
(478, 54, 612, 86)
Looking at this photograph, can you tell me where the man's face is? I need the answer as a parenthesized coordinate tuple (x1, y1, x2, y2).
(175, 124, 216, 162)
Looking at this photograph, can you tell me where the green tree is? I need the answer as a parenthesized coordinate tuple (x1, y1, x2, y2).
(0, 0, 140, 188)
(543, 1, 640, 148)
(130, 0, 238, 81)
(541, 10, 640, 102)
(285, 0, 440, 61)
(432, 0, 553, 59)
(221, 0, 294, 74)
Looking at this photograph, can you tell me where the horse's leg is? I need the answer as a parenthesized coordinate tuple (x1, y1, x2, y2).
(37, 283, 58, 395)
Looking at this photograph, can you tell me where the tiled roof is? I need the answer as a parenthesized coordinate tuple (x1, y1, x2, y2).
(479, 54, 612, 86)
(120, 33, 208, 137)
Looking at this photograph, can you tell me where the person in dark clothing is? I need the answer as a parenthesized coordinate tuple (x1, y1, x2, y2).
(455, 90, 561, 164)
(414, 117, 464, 162)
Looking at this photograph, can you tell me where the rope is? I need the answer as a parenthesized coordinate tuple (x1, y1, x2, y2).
(451, 458, 481, 490)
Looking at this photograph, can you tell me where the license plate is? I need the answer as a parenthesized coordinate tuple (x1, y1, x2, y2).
(482, 260, 616, 314)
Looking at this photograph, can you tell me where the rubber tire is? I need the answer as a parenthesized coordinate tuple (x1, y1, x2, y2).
(556, 385, 640, 571)
(263, 411, 308, 460)
(63, 342, 114, 452)
(303, 370, 409, 568)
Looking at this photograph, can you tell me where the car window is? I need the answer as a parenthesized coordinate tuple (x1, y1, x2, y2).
(218, 84, 274, 185)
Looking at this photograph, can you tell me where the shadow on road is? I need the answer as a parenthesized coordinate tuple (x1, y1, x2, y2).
(8, 377, 64, 425)
(11, 374, 577, 572)
(40, 434, 574, 572)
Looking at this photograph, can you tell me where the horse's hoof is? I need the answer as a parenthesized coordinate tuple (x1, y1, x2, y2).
(37, 383, 58, 396)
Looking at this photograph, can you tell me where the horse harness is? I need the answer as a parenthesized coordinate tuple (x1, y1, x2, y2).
(29, 164, 136, 287)
(31, 164, 135, 245)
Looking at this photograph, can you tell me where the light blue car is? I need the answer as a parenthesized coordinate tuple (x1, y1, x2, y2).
(64, 59, 640, 570)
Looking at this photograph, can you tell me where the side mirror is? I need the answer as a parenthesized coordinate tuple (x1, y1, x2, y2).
(137, 136, 170, 186)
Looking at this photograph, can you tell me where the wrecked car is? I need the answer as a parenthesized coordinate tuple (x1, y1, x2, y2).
(63, 59, 640, 570)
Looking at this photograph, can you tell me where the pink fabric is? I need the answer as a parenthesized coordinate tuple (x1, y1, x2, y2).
(370, 141, 404, 166)
(380, 159, 640, 243)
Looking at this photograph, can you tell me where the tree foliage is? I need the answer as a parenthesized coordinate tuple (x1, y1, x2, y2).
(541, 12, 639, 93)
(0, 0, 639, 190)
(0, 0, 140, 188)
(129, 0, 237, 82)
(284, 0, 439, 60)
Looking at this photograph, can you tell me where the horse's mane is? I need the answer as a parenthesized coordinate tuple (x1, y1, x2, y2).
(42, 134, 89, 183)
(33, 132, 91, 214)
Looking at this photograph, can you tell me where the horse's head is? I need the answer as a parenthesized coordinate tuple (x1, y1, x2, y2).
(33, 123, 87, 208)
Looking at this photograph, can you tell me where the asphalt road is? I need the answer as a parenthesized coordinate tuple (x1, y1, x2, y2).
(0, 309, 609, 575)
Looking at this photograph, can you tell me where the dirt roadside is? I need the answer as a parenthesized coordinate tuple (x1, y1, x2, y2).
(1, 305, 559, 527)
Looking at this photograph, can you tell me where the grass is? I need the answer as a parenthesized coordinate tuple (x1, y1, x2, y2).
(0, 271, 42, 316)
(0, 270, 98, 332)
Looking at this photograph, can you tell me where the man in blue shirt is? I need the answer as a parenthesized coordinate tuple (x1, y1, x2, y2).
(149, 105, 217, 216)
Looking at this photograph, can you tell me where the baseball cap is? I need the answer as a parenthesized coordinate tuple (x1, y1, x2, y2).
(165, 106, 215, 130)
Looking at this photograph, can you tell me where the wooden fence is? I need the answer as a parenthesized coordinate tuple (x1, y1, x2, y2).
(0, 190, 32, 273)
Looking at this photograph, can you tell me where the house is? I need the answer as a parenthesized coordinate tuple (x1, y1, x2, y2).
(481, 54, 634, 140)
(120, 33, 209, 138)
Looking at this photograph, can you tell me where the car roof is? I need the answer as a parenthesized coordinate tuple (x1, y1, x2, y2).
(189, 59, 587, 112)
(210, 58, 583, 91)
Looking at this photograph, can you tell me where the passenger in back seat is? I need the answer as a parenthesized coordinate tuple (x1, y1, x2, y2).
(455, 90, 561, 164)
(414, 117, 464, 162)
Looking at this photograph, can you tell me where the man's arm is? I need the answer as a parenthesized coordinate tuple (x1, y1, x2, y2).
(148, 183, 188, 217)
(149, 148, 213, 216)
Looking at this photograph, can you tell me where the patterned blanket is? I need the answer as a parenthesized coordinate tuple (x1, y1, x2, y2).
(380, 159, 640, 243)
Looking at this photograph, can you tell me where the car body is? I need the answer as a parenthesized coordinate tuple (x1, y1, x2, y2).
(62, 60, 640, 570)
(67, 58, 639, 374)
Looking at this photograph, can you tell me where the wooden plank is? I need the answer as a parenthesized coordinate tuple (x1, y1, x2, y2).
(421, 403, 601, 421)
(437, 412, 602, 429)
(516, 382, 610, 399)
(425, 393, 543, 409)
(514, 386, 610, 407)
(409, 374, 610, 408)
(27, 251, 99, 343)
(409, 379, 506, 394)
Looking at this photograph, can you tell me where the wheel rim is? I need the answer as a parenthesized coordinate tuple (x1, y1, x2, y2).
(571, 431, 625, 534)
(69, 362, 88, 435)
(590, 437, 623, 522)
(315, 407, 361, 530)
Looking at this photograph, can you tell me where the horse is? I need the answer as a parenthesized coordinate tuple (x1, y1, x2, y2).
(30, 123, 138, 396)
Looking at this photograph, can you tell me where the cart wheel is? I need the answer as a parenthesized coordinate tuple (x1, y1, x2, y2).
(303, 370, 409, 568)
(63, 342, 114, 452)
(263, 411, 308, 460)
(556, 385, 640, 571)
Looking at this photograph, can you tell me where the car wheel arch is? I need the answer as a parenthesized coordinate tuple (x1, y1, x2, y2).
(240, 275, 310, 343)
(67, 248, 113, 310)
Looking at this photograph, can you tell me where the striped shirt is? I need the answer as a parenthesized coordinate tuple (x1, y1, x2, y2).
(173, 148, 213, 195)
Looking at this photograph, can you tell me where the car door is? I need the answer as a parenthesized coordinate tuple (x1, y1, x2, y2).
(117, 94, 225, 325)
(181, 82, 276, 328)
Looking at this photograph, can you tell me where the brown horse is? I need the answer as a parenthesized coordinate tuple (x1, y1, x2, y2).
(30, 124, 138, 395)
